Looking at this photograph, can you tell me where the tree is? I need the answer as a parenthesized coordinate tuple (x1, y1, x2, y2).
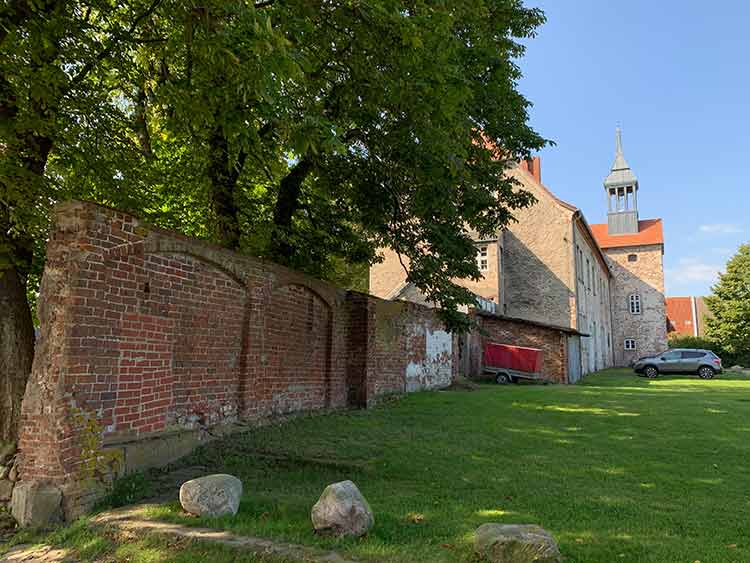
(109, 0, 548, 315)
(1, 0, 548, 441)
(705, 244, 750, 366)
(0, 0, 169, 442)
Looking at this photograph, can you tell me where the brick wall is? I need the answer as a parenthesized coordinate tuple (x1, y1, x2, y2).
(469, 312, 570, 384)
(16, 201, 456, 521)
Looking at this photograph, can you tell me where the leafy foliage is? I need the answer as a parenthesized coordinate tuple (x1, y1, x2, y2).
(3, 1, 548, 335)
(666, 334, 733, 362)
(48, 0, 548, 329)
(704, 244, 750, 366)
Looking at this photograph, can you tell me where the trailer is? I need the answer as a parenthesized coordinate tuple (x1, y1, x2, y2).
(482, 342, 547, 384)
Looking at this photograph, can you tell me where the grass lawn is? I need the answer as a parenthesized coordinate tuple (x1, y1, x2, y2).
(6, 368, 750, 562)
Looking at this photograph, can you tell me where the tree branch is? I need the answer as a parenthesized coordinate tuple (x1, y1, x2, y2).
(65, 0, 164, 92)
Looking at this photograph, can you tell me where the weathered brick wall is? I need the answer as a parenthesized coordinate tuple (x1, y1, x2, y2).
(469, 312, 570, 384)
(365, 300, 458, 399)
(15, 201, 456, 521)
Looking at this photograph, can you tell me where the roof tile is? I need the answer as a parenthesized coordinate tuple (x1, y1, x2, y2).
(589, 219, 664, 249)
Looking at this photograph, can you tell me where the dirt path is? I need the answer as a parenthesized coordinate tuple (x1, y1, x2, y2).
(92, 504, 358, 562)
(0, 545, 76, 563)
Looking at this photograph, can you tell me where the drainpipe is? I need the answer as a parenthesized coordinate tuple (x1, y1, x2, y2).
(690, 296, 698, 337)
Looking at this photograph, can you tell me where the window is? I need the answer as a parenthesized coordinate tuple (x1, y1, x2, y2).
(477, 245, 488, 271)
(624, 339, 637, 350)
(662, 350, 680, 361)
(586, 258, 591, 288)
(681, 351, 705, 359)
(629, 294, 641, 314)
(628, 254, 638, 262)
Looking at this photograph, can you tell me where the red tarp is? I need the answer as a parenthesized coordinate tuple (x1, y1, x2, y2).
(483, 342, 543, 374)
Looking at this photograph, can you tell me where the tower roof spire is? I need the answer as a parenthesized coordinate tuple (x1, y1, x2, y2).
(605, 126, 637, 186)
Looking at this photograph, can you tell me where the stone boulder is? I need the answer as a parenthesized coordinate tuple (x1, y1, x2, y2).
(11, 483, 63, 528)
(179, 474, 242, 517)
(475, 523, 562, 563)
(311, 480, 374, 537)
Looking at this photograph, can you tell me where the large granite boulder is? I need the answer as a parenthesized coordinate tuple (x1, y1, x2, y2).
(311, 480, 374, 537)
(475, 523, 562, 563)
(179, 474, 242, 517)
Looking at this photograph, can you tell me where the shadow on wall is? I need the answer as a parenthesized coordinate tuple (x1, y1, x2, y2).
(503, 231, 574, 328)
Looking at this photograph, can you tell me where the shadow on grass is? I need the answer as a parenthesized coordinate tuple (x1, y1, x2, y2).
(122, 368, 750, 563)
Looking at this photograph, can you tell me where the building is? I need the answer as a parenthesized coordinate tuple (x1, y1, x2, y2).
(666, 296, 712, 337)
(502, 159, 613, 377)
(590, 129, 667, 366)
(369, 128, 666, 377)
(370, 157, 613, 380)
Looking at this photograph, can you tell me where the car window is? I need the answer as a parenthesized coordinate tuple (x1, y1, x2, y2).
(662, 351, 681, 360)
(681, 351, 705, 359)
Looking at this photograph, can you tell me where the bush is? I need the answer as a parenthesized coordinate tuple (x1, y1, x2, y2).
(668, 334, 749, 368)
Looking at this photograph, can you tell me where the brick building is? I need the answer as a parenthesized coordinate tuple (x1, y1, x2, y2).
(370, 128, 667, 376)
(666, 296, 712, 337)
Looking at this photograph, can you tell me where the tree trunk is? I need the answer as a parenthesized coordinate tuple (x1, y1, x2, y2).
(207, 128, 246, 250)
(270, 156, 314, 262)
(0, 265, 34, 444)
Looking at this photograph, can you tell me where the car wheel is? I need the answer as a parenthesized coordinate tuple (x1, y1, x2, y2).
(698, 366, 715, 379)
(644, 366, 659, 379)
(496, 373, 511, 385)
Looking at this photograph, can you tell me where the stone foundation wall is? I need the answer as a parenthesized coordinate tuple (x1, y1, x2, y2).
(14, 201, 456, 523)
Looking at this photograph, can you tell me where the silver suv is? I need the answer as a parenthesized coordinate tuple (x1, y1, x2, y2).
(633, 348, 722, 379)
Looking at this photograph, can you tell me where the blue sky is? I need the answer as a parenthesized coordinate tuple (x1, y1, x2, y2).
(516, 0, 749, 296)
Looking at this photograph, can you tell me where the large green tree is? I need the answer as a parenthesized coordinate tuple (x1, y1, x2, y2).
(1, 0, 548, 441)
(0, 0, 173, 442)
(705, 244, 750, 365)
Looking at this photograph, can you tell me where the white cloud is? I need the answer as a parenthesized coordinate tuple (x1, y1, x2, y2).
(666, 257, 722, 294)
(698, 223, 743, 234)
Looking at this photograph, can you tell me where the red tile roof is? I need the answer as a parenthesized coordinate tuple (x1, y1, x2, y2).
(666, 297, 695, 336)
(589, 219, 664, 249)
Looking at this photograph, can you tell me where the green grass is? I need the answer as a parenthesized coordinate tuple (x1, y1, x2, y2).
(9, 369, 750, 562)
(0, 519, 295, 562)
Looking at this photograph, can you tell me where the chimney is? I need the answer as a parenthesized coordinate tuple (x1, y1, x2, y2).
(521, 156, 541, 184)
